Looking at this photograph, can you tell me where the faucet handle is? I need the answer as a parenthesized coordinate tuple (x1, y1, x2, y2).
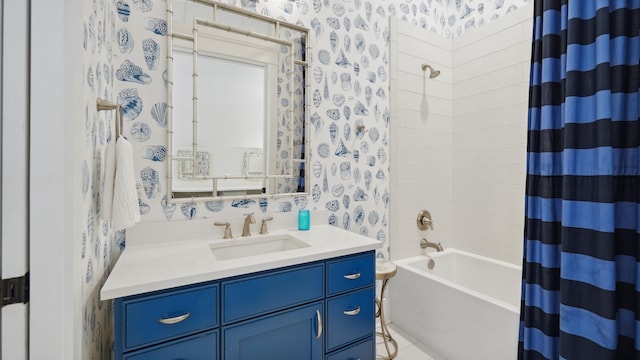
(417, 210, 434, 230)
(214, 222, 233, 239)
(259, 216, 274, 234)
(422, 217, 433, 230)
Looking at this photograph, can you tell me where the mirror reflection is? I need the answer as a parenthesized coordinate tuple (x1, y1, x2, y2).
(168, 0, 309, 200)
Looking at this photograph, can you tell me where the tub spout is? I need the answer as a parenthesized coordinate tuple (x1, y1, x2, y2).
(420, 238, 443, 252)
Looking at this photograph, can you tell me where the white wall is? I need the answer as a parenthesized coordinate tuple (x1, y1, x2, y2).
(451, 5, 532, 265)
(389, 17, 453, 261)
(2, 1, 30, 358)
(390, 4, 532, 265)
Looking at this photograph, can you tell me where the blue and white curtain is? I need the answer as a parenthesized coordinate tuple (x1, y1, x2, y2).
(519, 1, 640, 359)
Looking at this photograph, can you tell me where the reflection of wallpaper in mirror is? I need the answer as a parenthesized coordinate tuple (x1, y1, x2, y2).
(168, 0, 309, 200)
(177, 150, 209, 180)
(243, 151, 264, 176)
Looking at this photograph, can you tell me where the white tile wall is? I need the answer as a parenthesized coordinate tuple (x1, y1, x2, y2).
(451, 4, 532, 265)
(389, 17, 453, 261)
(390, 4, 532, 265)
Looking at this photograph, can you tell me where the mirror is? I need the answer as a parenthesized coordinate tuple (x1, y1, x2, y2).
(168, 0, 309, 200)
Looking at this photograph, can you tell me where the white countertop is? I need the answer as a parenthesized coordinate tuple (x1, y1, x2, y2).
(100, 224, 381, 300)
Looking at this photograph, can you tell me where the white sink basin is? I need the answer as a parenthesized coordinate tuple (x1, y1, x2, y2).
(209, 233, 310, 261)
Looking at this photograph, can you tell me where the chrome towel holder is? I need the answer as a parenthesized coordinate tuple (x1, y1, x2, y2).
(96, 98, 124, 137)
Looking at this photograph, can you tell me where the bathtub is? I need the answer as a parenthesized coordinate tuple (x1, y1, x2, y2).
(390, 249, 521, 360)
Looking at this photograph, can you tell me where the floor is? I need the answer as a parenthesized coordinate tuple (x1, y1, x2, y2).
(375, 323, 444, 360)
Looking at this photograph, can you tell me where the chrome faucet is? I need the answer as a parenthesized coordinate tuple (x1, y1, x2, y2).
(242, 213, 256, 237)
(420, 238, 443, 252)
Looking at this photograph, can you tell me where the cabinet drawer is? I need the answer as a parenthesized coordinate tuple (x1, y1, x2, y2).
(121, 283, 218, 350)
(222, 263, 324, 324)
(326, 338, 374, 360)
(326, 252, 374, 296)
(326, 287, 375, 351)
(125, 330, 218, 360)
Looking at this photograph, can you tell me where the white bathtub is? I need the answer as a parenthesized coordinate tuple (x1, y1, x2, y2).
(390, 249, 521, 360)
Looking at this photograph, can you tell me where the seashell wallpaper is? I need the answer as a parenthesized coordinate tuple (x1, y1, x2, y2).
(78, 0, 530, 358)
(80, 0, 120, 358)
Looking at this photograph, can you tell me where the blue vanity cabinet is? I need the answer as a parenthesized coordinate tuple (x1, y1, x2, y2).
(113, 251, 376, 360)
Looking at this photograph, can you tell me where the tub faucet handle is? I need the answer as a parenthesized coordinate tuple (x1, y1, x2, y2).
(417, 210, 434, 230)
(421, 217, 433, 229)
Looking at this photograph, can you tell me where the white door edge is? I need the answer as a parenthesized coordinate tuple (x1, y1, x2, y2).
(1, 0, 30, 359)
(29, 0, 78, 358)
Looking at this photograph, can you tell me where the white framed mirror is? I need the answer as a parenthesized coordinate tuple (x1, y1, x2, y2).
(168, 0, 309, 201)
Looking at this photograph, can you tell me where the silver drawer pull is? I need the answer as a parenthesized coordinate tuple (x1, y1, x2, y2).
(343, 272, 361, 280)
(158, 312, 190, 325)
(343, 307, 361, 316)
(316, 310, 323, 339)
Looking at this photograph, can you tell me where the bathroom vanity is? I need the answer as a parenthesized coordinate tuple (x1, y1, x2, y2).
(101, 223, 380, 360)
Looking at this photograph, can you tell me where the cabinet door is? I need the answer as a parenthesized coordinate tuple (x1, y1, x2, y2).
(223, 302, 323, 360)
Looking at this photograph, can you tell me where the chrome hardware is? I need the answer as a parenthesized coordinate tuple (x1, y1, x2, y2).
(242, 213, 256, 237)
(417, 210, 434, 230)
(421, 63, 441, 79)
(158, 312, 191, 325)
(420, 238, 443, 252)
(343, 307, 361, 316)
(343, 272, 361, 280)
(259, 216, 274, 234)
(316, 309, 323, 339)
(214, 222, 233, 239)
(96, 98, 124, 137)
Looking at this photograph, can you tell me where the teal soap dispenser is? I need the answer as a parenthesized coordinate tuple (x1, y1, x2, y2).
(298, 209, 310, 230)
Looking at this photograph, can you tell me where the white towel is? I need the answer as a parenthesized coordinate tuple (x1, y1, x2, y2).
(111, 135, 140, 230)
(100, 142, 116, 221)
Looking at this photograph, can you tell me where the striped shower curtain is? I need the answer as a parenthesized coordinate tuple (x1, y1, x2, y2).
(519, 1, 640, 359)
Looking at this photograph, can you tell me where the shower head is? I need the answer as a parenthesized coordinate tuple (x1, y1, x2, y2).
(421, 64, 440, 79)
